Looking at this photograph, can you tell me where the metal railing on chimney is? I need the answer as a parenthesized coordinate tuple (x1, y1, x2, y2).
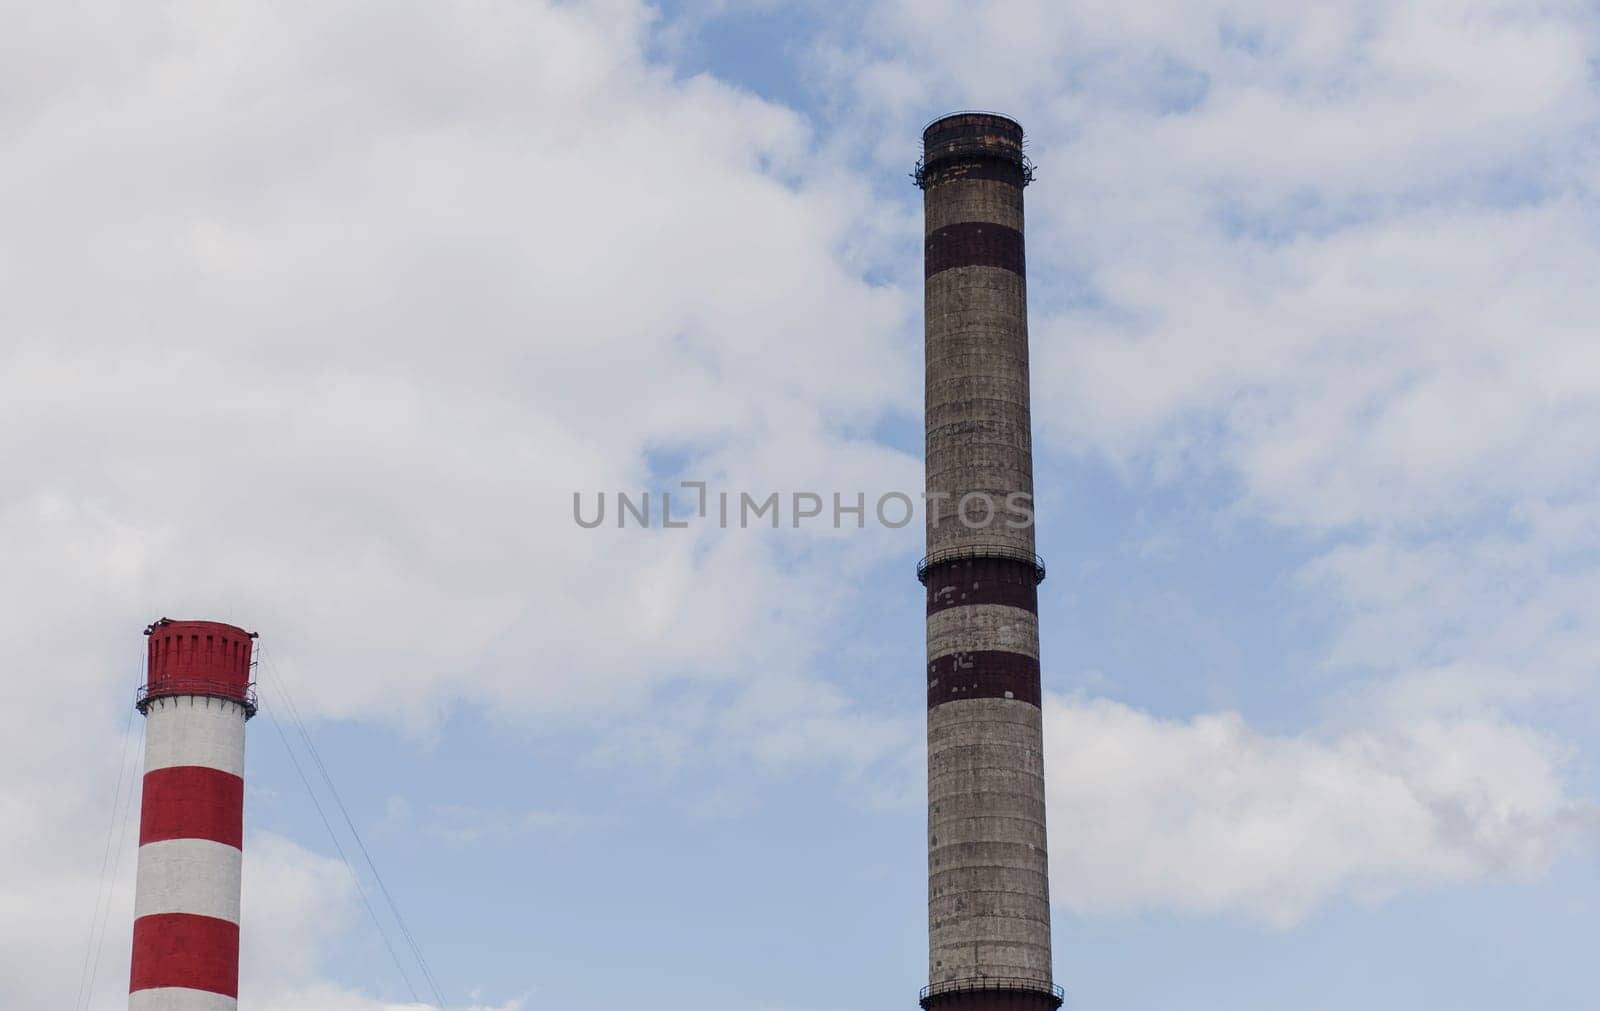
(137, 680, 259, 718)
(919, 976, 1066, 1008)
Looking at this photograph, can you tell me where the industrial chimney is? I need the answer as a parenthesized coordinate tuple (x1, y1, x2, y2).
(129, 618, 257, 1011)
(915, 113, 1061, 1011)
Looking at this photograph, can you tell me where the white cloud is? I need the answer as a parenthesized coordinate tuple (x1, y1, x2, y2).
(0, 0, 918, 755)
(240, 832, 358, 986)
(827, 0, 1600, 526)
(1044, 696, 1599, 926)
(7, 5, 1600, 1005)
(240, 832, 522, 1011)
(827, 0, 1600, 717)
(0, 2, 919, 1008)
(1299, 501, 1600, 716)
(808, 0, 1600, 927)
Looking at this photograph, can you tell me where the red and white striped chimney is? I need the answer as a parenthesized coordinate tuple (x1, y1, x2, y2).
(129, 618, 257, 1011)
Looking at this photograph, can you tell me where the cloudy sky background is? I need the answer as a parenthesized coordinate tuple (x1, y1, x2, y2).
(5, 0, 1599, 1008)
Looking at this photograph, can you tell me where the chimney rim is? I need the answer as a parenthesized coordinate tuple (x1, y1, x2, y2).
(144, 617, 257, 639)
(920, 109, 1026, 138)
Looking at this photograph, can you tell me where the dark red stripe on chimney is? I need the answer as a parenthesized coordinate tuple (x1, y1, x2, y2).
(925, 557, 1039, 615)
(139, 766, 244, 849)
(928, 650, 1042, 708)
(926, 222, 1024, 278)
(129, 913, 239, 997)
(920, 160, 1029, 189)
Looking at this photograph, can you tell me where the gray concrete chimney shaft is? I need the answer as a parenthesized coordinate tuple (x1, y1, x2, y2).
(915, 113, 1060, 1011)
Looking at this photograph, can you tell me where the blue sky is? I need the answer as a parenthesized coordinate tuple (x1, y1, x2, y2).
(5, 1, 1599, 1009)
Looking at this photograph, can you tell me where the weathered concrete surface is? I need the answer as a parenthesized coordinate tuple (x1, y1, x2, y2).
(927, 604, 1040, 661)
(925, 262, 1034, 559)
(927, 699, 1052, 983)
(924, 178, 1025, 233)
(920, 112, 1055, 1002)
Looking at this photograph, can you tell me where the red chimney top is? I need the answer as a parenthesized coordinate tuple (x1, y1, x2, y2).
(141, 617, 257, 714)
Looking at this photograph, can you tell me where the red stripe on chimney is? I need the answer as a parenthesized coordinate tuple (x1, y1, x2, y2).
(129, 912, 240, 997)
(138, 766, 244, 850)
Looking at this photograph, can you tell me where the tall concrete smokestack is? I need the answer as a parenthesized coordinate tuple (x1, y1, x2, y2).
(915, 113, 1060, 1011)
(129, 618, 257, 1011)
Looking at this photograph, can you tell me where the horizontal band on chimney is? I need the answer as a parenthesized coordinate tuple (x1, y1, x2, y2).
(925, 557, 1040, 615)
(925, 222, 1025, 278)
(129, 912, 239, 998)
(927, 650, 1042, 708)
(139, 766, 244, 849)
